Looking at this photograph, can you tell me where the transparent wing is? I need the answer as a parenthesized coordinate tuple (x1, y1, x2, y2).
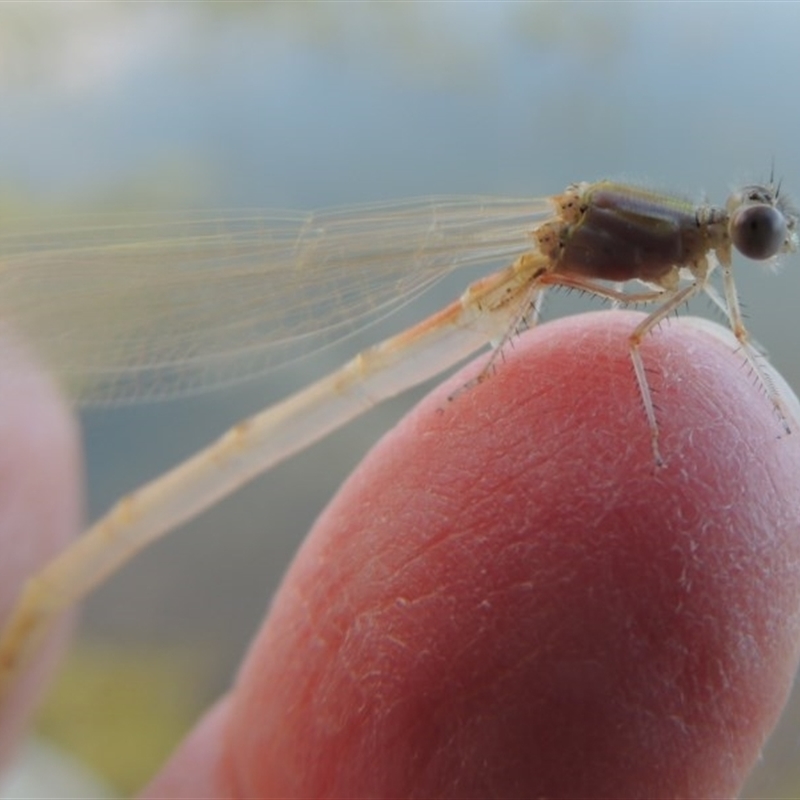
(0, 196, 553, 404)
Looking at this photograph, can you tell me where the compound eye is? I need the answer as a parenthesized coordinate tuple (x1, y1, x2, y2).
(730, 203, 788, 260)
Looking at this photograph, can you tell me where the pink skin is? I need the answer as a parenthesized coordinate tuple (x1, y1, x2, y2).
(0, 339, 82, 770)
(3, 311, 800, 798)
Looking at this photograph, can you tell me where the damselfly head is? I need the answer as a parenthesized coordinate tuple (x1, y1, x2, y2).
(726, 183, 798, 261)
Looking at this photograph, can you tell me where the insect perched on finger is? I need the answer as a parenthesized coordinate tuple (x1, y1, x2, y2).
(0, 176, 796, 704)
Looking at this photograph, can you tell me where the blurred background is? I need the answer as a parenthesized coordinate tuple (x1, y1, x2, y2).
(1, 2, 800, 796)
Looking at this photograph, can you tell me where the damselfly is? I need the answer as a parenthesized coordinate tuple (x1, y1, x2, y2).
(0, 179, 796, 703)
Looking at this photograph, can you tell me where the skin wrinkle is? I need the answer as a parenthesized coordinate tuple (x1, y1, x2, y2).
(340, 488, 592, 788)
(668, 373, 791, 593)
(329, 635, 457, 795)
(428, 429, 540, 507)
(445, 376, 588, 526)
(572, 368, 792, 788)
(360, 399, 565, 597)
(757, 453, 794, 540)
(659, 328, 752, 435)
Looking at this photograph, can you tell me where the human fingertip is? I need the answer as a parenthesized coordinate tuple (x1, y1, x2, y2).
(221, 311, 800, 797)
(138, 698, 233, 799)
